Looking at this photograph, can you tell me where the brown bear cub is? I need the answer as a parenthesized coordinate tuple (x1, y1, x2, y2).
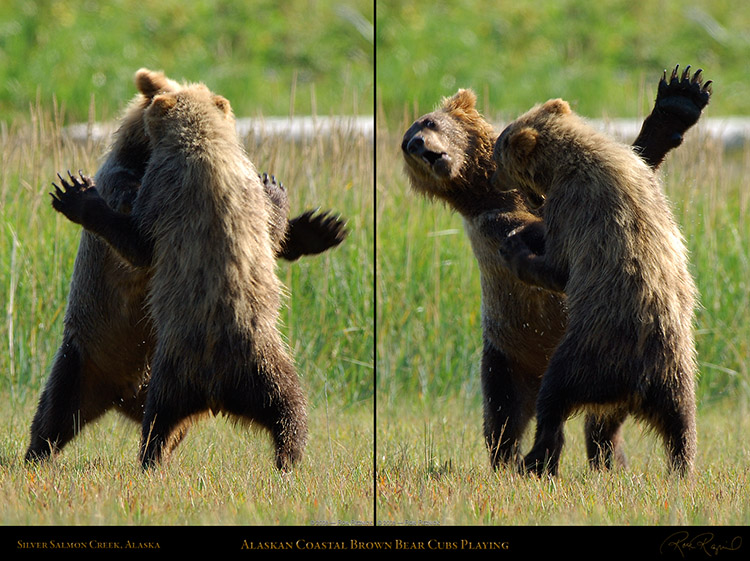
(50, 83, 308, 470)
(26, 69, 345, 464)
(401, 65, 710, 472)
(493, 98, 698, 477)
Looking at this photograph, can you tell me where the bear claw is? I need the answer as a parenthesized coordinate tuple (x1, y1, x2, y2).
(655, 64, 712, 128)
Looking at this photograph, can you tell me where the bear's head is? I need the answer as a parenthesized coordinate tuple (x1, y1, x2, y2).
(143, 84, 235, 146)
(135, 68, 183, 99)
(108, 68, 186, 179)
(402, 88, 495, 200)
(492, 98, 572, 202)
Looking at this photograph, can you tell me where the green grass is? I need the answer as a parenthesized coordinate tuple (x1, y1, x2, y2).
(377, 398, 750, 525)
(0, 0, 374, 123)
(0, 100, 373, 525)
(377, 0, 750, 119)
(1, 398, 373, 525)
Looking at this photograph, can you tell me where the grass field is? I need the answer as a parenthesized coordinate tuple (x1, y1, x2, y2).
(0, 0, 374, 122)
(376, 400, 750, 525)
(2, 398, 373, 525)
(376, 0, 750, 119)
(0, 100, 374, 526)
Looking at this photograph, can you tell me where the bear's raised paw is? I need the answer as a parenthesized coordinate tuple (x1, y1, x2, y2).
(50, 171, 99, 225)
(655, 64, 712, 128)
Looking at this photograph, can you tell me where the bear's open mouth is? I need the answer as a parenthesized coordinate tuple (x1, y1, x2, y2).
(402, 134, 452, 177)
(422, 150, 448, 167)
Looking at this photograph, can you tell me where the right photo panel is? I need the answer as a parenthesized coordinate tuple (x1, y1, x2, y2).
(375, 0, 749, 539)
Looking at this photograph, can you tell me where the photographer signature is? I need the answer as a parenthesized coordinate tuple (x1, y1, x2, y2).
(661, 531, 742, 558)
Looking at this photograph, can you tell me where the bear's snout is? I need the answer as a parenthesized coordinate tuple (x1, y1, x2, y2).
(403, 135, 424, 156)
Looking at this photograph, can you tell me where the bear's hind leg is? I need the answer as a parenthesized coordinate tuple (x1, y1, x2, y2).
(25, 338, 112, 462)
(584, 409, 628, 470)
(524, 352, 604, 476)
(481, 339, 536, 470)
(25, 341, 84, 461)
(138, 359, 205, 469)
(222, 353, 307, 471)
(643, 380, 697, 477)
(523, 398, 568, 477)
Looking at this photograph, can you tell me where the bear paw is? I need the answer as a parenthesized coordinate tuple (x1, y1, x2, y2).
(283, 209, 348, 261)
(498, 230, 529, 264)
(260, 172, 287, 193)
(655, 64, 712, 129)
(50, 171, 99, 225)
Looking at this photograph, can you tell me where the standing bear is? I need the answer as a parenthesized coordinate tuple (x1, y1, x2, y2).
(401, 66, 710, 471)
(26, 69, 346, 464)
(50, 83, 307, 470)
(493, 98, 698, 477)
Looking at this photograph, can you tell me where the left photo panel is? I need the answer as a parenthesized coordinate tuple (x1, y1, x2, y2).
(0, 0, 374, 529)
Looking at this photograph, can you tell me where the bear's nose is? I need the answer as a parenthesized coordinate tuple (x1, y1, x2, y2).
(405, 135, 425, 155)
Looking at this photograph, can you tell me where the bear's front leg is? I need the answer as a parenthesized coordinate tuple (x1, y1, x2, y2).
(499, 232, 567, 293)
(50, 171, 105, 226)
(633, 64, 712, 169)
(50, 171, 154, 268)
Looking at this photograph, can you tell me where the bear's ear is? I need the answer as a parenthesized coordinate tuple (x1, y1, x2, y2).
(212, 95, 233, 117)
(443, 88, 477, 113)
(150, 93, 178, 113)
(541, 98, 571, 115)
(508, 127, 538, 159)
(135, 68, 179, 98)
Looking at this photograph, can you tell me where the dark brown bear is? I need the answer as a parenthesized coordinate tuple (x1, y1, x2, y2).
(401, 66, 710, 471)
(493, 98, 698, 477)
(26, 68, 345, 464)
(52, 83, 307, 470)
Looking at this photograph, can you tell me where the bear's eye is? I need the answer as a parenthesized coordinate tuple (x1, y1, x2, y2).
(423, 118, 437, 130)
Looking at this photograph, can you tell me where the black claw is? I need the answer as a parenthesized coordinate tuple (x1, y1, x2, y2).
(682, 64, 691, 81)
(260, 171, 286, 191)
(671, 65, 679, 82)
